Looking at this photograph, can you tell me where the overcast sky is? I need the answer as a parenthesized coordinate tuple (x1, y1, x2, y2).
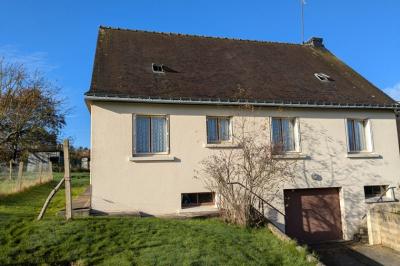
(1, 0, 399, 147)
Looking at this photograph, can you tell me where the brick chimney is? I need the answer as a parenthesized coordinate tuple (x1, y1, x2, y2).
(304, 37, 324, 48)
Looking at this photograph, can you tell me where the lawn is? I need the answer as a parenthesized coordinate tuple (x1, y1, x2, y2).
(0, 173, 314, 265)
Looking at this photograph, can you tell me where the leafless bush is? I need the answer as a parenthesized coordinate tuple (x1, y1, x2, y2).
(195, 104, 297, 227)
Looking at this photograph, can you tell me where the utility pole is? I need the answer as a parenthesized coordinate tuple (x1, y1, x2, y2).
(64, 139, 72, 220)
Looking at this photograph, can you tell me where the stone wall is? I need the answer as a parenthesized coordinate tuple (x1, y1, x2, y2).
(367, 203, 400, 251)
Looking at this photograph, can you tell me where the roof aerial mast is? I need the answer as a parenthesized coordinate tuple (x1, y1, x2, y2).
(301, 0, 306, 44)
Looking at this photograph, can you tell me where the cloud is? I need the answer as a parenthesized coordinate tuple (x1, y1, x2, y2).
(0, 44, 57, 73)
(384, 82, 400, 101)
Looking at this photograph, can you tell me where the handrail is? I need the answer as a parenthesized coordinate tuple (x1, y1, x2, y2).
(377, 186, 395, 202)
(227, 182, 285, 217)
(361, 186, 396, 220)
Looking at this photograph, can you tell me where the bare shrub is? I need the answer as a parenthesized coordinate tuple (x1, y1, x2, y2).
(195, 104, 297, 227)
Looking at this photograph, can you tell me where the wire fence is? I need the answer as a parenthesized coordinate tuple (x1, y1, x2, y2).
(0, 161, 53, 196)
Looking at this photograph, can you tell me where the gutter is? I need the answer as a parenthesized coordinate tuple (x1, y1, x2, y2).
(84, 94, 400, 111)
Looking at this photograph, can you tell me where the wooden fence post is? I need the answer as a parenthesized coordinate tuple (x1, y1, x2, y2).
(18, 162, 24, 191)
(39, 162, 43, 184)
(9, 160, 13, 180)
(49, 161, 53, 180)
(64, 139, 72, 220)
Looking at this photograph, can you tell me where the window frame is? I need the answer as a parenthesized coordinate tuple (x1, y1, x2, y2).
(152, 63, 165, 74)
(364, 185, 388, 199)
(314, 73, 333, 82)
(345, 118, 374, 153)
(181, 192, 216, 208)
(270, 117, 301, 153)
(206, 116, 233, 144)
(132, 114, 170, 155)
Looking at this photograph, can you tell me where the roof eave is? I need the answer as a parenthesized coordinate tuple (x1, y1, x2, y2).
(84, 94, 400, 111)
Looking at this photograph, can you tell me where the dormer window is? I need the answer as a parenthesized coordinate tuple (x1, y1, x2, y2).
(314, 73, 333, 82)
(152, 63, 164, 73)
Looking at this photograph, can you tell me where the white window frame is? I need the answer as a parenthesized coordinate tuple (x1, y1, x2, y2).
(314, 73, 333, 82)
(132, 114, 170, 155)
(152, 63, 165, 74)
(270, 117, 301, 153)
(206, 116, 233, 144)
(345, 118, 374, 154)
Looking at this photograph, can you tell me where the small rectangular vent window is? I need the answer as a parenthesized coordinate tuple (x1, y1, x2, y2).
(314, 73, 334, 82)
(152, 63, 164, 73)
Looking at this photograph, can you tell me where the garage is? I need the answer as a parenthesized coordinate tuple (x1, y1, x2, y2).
(284, 188, 343, 243)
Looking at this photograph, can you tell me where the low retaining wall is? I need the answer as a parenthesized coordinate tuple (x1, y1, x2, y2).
(367, 203, 400, 251)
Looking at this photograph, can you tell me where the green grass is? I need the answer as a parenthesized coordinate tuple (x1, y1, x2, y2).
(0, 173, 314, 265)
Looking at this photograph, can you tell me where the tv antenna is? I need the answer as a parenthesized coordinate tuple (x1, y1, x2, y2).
(301, 0, 306, 44)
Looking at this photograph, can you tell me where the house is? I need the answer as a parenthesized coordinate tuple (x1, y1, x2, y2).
(26, 151, 61, 172)
(85, 26, 400, 243)
(69, 148, 90, 170)
(397, 105, 400, 150)
(81, 157, 90, 170)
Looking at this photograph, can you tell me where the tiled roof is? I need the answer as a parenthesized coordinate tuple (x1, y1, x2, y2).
(87, 26, 397, 107)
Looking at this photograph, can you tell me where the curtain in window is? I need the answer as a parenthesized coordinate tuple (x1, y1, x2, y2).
(282, 119, 295, 151)
(151, 117, 167, 152)
(347, 120, 366, 151)
(272, 118, 295, 151)
(347, 120, 354, 151)
(272, 118, 282, 145)
(354, 120, 366, 151)
(136, 117, 150, 153)
(219, 118, 230, 141)
(207, 118, 218, 143)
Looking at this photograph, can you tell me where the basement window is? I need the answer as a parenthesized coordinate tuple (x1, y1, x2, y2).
(181, 192, 215, 208)
(314, 73, 334, 82)
(152, 63, 164, 73)
(364, 185, 388, 200)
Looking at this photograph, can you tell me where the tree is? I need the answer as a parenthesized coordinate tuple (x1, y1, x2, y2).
(0, 58, 65, 162)
(69, 145, 90, 171)
(195, 102, 297, 227)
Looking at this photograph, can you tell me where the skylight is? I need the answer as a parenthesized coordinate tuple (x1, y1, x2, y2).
(152, 63, 164, 73)
(314, 73, 334, 82)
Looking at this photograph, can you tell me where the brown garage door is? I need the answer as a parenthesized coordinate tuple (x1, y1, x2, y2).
(284, 188, 343, 243)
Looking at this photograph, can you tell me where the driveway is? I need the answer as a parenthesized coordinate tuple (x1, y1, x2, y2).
(309, 241, 400, 266)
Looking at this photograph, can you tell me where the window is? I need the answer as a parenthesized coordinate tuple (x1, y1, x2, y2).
(135, 115, 168, 154)
(272, 118, 297, 152)
(181, 192, 215, 208)
(314, 73, 334, 82)
(364, 185, 388, 199)
(206, 117, 231, 143)
(347, 119, 368, 152)
(152, 63, 164, 73)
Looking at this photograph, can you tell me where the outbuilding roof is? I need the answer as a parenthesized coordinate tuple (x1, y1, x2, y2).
(86, 26, 398, 109)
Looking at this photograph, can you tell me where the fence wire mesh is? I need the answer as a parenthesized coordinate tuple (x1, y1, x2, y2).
(0, 161, 53, 196)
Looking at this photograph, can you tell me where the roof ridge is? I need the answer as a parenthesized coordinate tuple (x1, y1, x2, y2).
(98, 25, 304, 47)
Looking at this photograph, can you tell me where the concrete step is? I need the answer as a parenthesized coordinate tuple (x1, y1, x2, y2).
(59, 207, 91, 217)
